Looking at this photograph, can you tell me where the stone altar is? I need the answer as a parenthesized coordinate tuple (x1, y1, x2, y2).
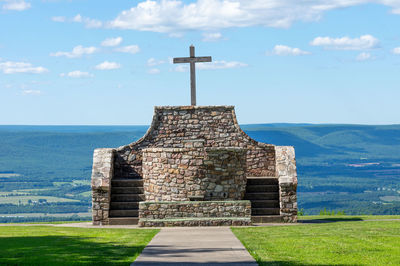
(91, 105, 298, 226)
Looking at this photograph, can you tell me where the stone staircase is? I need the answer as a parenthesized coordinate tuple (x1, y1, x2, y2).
(109, 177, 144, 225)
(245, 177, 283, 223)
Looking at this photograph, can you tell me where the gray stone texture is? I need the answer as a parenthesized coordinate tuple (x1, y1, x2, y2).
(139, 200, 251, 226)
(91, 148, 114, 225)
(142, 147, 247, 201)
(113, 106, 276, 179)
(91, 106, 298, 225)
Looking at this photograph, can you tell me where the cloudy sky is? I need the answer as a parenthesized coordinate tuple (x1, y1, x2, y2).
(1, 0, 400, 125)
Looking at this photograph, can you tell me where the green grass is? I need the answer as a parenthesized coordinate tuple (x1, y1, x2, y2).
(299, 215, 400, 221)
(232, 220, 400, 265)
(0, 226, 159, 265)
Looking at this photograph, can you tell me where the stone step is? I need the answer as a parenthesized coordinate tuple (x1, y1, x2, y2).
(139, 217, 251, 227)
(250, 200, 280, 208)
(247, 177, 278, 185)
(111, 187, 144, 194)
(244, 192, 279, 200)
(246, 185, 279, 193)
(108, 217, 139, 225)
(252, 208, 280, 215)
(109, 209, 138, 217)
(111, 178, 143, 187)
(111, 194, 145, 202)
(110, 202, 139, 210)
(251, 215, 283, 223)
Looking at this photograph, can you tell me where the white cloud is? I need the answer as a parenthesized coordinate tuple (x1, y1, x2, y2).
(52, 16, 66, 22)
(115, 45, 140, 54)
(198, 60, 248, 70)
(60, 70, 94, 78)
(392, 47, 400, 54)
(0, 60, 48, 74)
(103, 0, 400, 33)
(50, 45, 98, 58)
(168, 32, 184, 38)
(22, 90, 41, 95)
(2, 0, 31, 11)
(72, 14, 102, 28)
(50, 14, 102, 28)
(310, 35, 379, 50)
(101, 37, 123, 47)
(202, 32, 223, 42)
(174, 65, 188, 72)
(356, 52, 371, 61)
(271, 45, 311, 56)
(148, 68, 160, 74)
(72, 14, 82, 22)
(95, 61, 121, 70)
(147, 58, 165, 66)
(175, 60, 247, 71)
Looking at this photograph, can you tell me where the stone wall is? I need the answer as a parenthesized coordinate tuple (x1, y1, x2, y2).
(139, 200, 251, 219)
(91, 148, 114, 225)
(113, 106, 275, 179)
(91, 105, 298, 225)
(142, 147, 247, 202)
(139, 200, 251, 226)
(276, 146, 298, 222)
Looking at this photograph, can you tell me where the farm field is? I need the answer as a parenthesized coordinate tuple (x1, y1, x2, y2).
(0, 212, 91, 218)
(0, 195, 80, 204)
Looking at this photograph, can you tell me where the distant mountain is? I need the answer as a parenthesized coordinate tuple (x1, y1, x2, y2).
(0, 124, 399, 222)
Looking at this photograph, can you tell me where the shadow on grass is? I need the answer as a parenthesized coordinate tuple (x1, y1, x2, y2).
(298, 217, 363, 223)
(0, 235, 146, 266)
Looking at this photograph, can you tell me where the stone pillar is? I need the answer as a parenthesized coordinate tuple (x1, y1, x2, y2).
(91, 148, 114, 225)
(276, 146, 298, 223)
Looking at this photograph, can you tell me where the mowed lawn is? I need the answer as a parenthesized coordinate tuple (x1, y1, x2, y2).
(232, 219, 400, 265)
(0, 226, 159, 265)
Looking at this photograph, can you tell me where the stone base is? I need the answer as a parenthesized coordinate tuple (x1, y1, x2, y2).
(139, 217, 251, 227)
(139, 200, 251, 227)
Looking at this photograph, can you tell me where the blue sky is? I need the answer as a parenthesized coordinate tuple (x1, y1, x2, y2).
(1, 0, 400, 125)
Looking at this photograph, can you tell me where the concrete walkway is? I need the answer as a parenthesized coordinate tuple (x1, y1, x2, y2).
(131, 227, 258, 266)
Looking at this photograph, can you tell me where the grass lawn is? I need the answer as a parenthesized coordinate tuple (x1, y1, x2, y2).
(0, 226, 159, 265)
(299, 215, 400, 220)
(232, 220, 400, 265)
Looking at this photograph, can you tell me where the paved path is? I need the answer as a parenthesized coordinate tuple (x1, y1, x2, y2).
(131, 227, 258, 266)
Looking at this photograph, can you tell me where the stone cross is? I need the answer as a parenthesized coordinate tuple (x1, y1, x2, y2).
(173, 45, 212, 106)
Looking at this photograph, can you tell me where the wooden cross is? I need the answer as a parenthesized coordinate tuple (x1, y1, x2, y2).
(173, 45, 212, 106)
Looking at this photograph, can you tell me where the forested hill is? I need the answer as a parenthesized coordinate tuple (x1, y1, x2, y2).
(0, 124, 399, 222)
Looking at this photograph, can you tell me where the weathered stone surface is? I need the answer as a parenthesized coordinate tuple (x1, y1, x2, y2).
(139, 218, 251, 227)
(113, 106, 276, 179)
(139, 200, 251, 227)
(91, 106, 298, 225)
(276, 146, 298, 222)
(91, 148, 114, 225)
(142, 147, 247, 201)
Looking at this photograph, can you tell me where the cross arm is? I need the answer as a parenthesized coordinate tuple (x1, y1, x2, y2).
(173, 56, 212, 64)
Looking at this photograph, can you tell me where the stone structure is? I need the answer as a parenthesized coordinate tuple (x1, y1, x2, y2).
(91, 105, 297, 226)
(142, 147, 247, 201)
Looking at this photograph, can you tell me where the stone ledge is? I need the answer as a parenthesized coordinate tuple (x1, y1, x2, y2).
(142, 147, 246, 152)
(155, 105, 235, 111)
(140, 200, 251, 205)
(139, 217, 251, 227)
